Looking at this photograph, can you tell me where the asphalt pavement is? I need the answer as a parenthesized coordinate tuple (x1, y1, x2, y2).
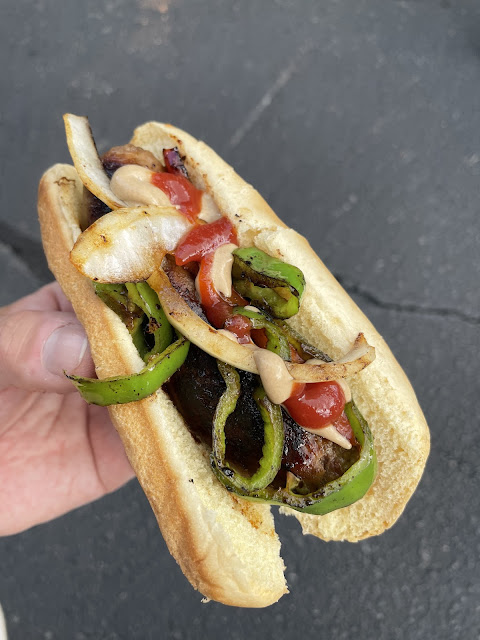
(1, 1, 479, 638)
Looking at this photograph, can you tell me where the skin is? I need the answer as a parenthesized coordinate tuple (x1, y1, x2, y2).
(0, 282, 134, 536)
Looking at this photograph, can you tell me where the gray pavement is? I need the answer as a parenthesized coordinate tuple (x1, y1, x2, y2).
(1, 1, 479, 638)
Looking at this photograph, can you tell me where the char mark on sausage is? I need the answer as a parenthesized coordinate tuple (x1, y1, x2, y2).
(162, 254, 206, 321)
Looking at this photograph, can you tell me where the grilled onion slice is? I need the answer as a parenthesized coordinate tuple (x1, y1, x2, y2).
(70, 206, 193, 283)
(64, 113, 126, 210)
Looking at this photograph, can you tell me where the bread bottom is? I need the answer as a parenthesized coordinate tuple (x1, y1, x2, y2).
(37, 120, 429, 604)
(131, 121, 430, 542)
(38, 165, 287, 607)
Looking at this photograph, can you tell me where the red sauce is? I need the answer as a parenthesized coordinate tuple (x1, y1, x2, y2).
(174, 218, 243, 327)
(175, 218, 238, 265)
(196, 252, 247, 328)
(195, 252, 220, 308)
(283, 381, 346, 431)
(225, 315, 253, 344)
(151, 172, 203, 222)
(251, 328, 268, 349)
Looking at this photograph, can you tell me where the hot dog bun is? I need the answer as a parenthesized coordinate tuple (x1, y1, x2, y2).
(37, 121, 429, 606)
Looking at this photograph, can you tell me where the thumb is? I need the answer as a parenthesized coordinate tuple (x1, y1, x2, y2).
(0, 310, 95, 393)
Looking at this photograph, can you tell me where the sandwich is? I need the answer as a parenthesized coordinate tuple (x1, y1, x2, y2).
(37, 114, 430, 607)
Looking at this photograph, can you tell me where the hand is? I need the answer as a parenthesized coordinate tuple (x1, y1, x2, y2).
(0, 283, 135, 536)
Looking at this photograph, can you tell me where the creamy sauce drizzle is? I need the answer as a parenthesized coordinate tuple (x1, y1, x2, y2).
(209, 243, 238, 298)
(305, 424, 352, 449)
(253, 350, 295, 405)
(110, 165, 171, 207)
(110, 164, 222, 222)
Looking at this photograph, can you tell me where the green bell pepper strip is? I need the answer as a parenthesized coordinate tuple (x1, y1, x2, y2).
(66, 337, 190, 406)
(211, 362, 284, 492)
(233, 306, 291, 360)
(273, 319, 332, 363)
(94, 283, 138, 323)
(129, 318, 149, 360)
(213, 401, 376, 515)
(94, 283, 147, 357)
(125, 282, 173, 360)
(232, 248, 306, 319)
(233, 247, 305, 297)
(233, 279, 299, 319)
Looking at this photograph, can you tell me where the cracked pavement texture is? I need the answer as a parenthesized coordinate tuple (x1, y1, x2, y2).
(1, 1, 479, 639)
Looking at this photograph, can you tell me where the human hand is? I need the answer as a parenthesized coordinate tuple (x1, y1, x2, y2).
(0, 282, 135, 536)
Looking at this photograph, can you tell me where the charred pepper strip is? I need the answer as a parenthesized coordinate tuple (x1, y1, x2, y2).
(211, 361, 241, 459)
(94, 283, 147, 358)
(214, 401, 376, 515)
(233, 248, 305, 297)
(232, 248, 305, 319)
(233, 280, 298, 319)
(125, 282, 173, 359)
(233, 306, 290, 360)
(94, 282, 144, 329)
(211, 363, 284, 492)
(130, 318, 148, 359)
(273, 319, 332, 362)
(67, 337, 190, 406)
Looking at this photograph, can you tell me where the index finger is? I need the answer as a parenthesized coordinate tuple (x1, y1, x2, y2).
(0, 282, 74, 316)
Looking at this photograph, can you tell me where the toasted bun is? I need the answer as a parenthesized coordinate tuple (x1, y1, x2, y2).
(38, 165, 287, 608)
(38, 122, 429, 605)
(131, 122, 430, 541)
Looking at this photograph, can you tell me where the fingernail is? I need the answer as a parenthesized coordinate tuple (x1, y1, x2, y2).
(43, 324, 88, 376)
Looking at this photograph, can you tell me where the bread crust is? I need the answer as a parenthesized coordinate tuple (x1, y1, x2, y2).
(37, 122, 429, 605)
(38, 165, 287, 608)
(131, 123, 430, 541)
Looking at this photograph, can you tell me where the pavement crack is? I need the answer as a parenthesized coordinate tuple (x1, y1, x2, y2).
(334, 273, 480, 327)
(229, 40, 316, 149)
(0, 220, 51, 283)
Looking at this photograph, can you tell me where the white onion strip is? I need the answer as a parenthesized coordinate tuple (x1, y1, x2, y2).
(289, 333, 375, 383)
(148, 267, 258, 372)
(147, 267, 376, 382)
(70, 206, 193, 283)
(64, 113, 126, 210)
